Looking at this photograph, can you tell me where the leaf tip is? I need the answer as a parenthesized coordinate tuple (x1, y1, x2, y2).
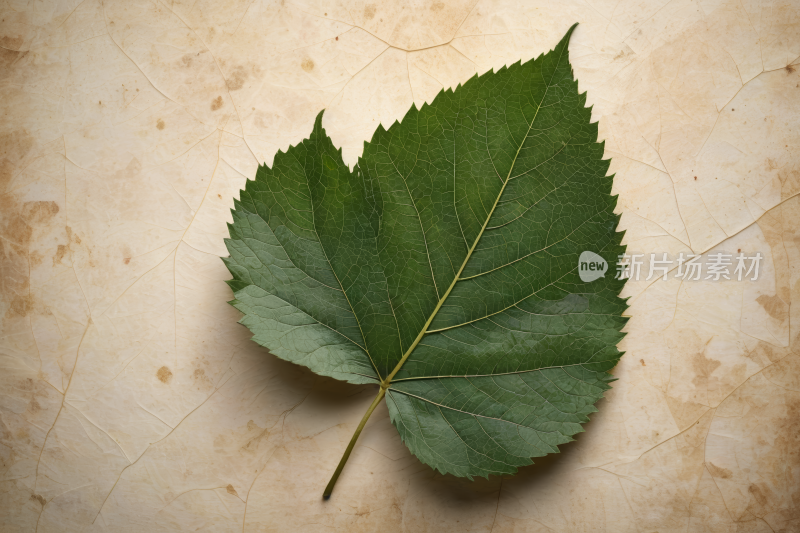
(314, 108, 326, 130)
(555, 22, 580, 56)
(565, 22, 579, 38)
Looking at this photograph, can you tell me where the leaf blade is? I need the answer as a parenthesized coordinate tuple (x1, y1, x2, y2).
(224, 22, 628, 485)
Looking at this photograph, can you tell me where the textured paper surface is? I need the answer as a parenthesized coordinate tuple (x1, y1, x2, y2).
(1, 0, 799, 531)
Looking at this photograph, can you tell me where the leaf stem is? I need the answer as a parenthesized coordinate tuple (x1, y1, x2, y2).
(325, 62, 546, 499)
(323, 386, 387, 499)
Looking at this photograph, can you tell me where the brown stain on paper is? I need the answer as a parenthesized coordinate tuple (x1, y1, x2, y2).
(53, 244, 68, 265)
(28, 397, 41, 414)
(691, 352, 722, 390)
(0, 130, 34, 191)
(240, 419, 270, 453)
(751, 395, 800, 515)
(705, 462, 732, 479)
(157, 366, 173, 384)
(192, 367, 214, 391)
(1, 197, 60, 318)
(756, 294, 788, 321)
(0, 34, 26, 72)
(1, 132, 64, 317)
(778, 165, 800, 200)
(0, 35, 24, 51)
(747, 482, 777, 516)
(52, 226, 82, 266)
(226, 66, 248, 91)
(0, 47, 26, 73)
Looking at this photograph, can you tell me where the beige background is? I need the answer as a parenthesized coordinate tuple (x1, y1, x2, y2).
(2, 0, 800, 531)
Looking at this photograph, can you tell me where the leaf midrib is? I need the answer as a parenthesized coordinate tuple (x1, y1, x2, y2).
(380, 49, 568, 388)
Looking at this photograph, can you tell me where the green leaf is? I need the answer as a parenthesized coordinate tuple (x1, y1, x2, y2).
(223, 23, 628, 496)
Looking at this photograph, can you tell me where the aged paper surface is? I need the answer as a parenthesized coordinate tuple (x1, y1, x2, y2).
(1, 0, 799, 531)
